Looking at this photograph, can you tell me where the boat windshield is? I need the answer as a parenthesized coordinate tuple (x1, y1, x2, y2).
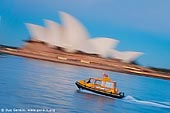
(94, 80, 101, 85)
(84, 78, 93, 83)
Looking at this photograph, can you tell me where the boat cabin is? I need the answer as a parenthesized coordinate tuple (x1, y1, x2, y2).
(83, 76, 118, 94)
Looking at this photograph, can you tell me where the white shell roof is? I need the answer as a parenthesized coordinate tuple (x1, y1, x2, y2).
(110, 49, 143, 63)
(25, 23, 47, 42)
(44, 19, 63, 47)
(89, 37, 119, 57)
(59, 11, 90, 52)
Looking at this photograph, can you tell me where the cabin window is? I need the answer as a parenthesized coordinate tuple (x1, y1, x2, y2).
(105, 82, 113, 88)
(94, 80, 101, 85)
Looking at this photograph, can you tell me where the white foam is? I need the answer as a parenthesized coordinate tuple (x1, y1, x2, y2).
(123, 95, 170, 109)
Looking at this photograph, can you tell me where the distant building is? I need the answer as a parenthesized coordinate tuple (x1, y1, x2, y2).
(25, 11, 143, 63)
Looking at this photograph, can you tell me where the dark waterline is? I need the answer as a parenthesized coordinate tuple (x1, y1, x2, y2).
(0, 55, 170, 113)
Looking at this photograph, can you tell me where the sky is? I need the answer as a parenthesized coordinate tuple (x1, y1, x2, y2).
(0, 0, 170, 69)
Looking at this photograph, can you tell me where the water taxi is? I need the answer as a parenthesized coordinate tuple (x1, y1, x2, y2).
(75, 74, 124, 99)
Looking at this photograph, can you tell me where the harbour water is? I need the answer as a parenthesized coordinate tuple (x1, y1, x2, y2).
(0, 55, 170, 113)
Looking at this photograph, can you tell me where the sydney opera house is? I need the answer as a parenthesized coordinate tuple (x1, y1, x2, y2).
(2, 12, 169, 79)
(25, 12, 143, 63)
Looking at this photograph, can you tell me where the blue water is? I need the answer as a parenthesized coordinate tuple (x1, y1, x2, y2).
(0, 55, 170, 113)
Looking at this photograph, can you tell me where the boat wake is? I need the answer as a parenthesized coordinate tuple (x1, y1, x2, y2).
(78, 90, 170, 109)
(123, 95, 170, 109)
